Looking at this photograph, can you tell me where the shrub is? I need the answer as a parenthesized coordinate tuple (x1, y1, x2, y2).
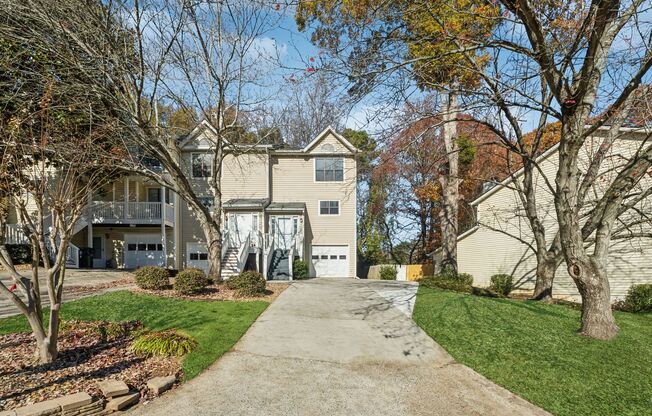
(6, 244, 31, 264)
(490, 274, 513, 297)
(420, 276, 472, 293)
(174, 268, 209, 295)
(225, 271, 266, 297)
(131, 329, 197, 357)
(624, 284, 652, 313)
(379, 265, 397, 280)
(292, 259, 309, 279)
(134, 266, 170, 290)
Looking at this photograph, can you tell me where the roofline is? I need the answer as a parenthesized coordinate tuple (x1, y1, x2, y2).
(469, 142, 561, 207)
(429, 225, 479, 256)
(302, 126, 359, 153)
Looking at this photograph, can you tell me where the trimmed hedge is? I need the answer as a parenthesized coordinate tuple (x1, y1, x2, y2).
(292, 259, 309, 279)
(174, 268, 209, 295)
(379, 265, 397, 280)
(490, 274, 513, 297)
(420, 270, 474, 293)
(225, 271, 266, 297)
(134, 266, 170, 290)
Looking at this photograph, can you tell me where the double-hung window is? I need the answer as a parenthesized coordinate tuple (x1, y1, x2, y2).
(191, 153, 212, 178)
(319, 200, 339, 215)
(315, 157, 343, 182)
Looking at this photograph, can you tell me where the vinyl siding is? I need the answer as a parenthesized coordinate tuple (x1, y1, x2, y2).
(271, 152, 357, 277)
(457, 134, 652, 301)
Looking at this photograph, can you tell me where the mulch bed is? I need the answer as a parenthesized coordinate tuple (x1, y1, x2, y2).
(0, 320, 181, 411)
(132, 282, 290, 302)
(64, 277, 135, 294)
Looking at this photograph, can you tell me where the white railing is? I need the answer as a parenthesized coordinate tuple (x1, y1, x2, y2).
(221, 229, 231, 260)
(264, 233, 275, 279)
(5, 224, 29, 244)
(90, 201, 174, 225)
(66, 243, 80, 268)
(236, 232, 251, 273)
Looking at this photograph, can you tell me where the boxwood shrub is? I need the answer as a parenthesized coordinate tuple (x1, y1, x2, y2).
(292, 259, 309, 280)
(420, 270, 474, 293)
(174, 268, 209, 295)
(490, 273, 513, 297)
(624, 284, 652, 313)
(226, 271, 267, 297)
(6, 244, 31, 264)
(134, 266, 170, 290)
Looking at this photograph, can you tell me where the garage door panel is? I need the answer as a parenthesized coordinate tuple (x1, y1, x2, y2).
(124, 234, 165, 268)
(311, 245, 348, 277)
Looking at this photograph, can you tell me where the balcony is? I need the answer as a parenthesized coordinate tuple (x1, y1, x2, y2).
(90, 201, 174, 226)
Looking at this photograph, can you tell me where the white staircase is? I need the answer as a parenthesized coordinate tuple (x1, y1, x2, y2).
(222, 247, 239, 279)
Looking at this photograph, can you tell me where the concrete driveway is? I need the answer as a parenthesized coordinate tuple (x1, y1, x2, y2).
(0, 268, 133, 318)
(130, 278, 548, 416)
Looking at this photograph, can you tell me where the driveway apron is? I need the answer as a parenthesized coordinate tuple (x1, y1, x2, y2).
(129, 278, 549, 416)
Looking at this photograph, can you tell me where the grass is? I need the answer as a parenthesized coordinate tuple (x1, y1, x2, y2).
(0, 291, 268, 380)
(413, 286, 652, 416)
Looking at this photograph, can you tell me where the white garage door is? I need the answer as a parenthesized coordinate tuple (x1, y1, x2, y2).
(187, 242, 209, 273)
(124, 234, 165, 269)
(311, 245, 349, 277)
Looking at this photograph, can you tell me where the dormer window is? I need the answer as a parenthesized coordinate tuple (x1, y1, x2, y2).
(315, 157, 344, 182)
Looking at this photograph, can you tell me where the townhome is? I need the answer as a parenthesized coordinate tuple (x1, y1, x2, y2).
(4, 124, 359, 279)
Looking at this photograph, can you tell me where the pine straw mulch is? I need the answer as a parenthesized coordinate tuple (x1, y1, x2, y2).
(0, 320, 181, 411)
(132, 281, 290, 302)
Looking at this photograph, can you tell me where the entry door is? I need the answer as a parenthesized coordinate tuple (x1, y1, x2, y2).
(92, 236, 104, 268)
(229, 213, 254, 247)
(147, 188, 161, 202)
(274, 217, 295, 249)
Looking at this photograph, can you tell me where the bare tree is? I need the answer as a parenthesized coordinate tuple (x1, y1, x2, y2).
(6, 0, 288, 279)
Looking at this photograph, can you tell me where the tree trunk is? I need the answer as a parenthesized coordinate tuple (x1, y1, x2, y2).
(205, 226, 222, 281)
(531, 255, 556, 302)
(571, 258, 619, 340)
(25, 309, 58, 364)
(438, 90, 459, 272)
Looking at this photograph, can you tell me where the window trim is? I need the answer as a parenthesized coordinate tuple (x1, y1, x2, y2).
(318, 200, 340, 216)
(314, 157, 345, 183)
(191, 152, 212, 179)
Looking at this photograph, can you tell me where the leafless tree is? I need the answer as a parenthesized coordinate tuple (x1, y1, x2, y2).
(5, 0, 289, 279)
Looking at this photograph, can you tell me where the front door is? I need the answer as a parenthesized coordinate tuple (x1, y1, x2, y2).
(92, 236, 104, 268)
(229, 213, 254, 247)
(274, 217, 295, 249)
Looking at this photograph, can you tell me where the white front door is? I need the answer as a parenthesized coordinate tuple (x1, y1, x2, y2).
(186, 242, 208, 272)
(311, 245, 349, 277)
(124, 234, 165, 268)
(274, 217, 295, 249)
(229, 213, 255, 247)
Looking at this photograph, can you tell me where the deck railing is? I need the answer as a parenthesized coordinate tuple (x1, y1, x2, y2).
(90, 201, 174, 224)
(5, 224, 29, 244)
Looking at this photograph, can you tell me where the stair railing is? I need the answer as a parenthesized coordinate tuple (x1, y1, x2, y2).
(264, 233, 275, 279)
(236, 232, 251, 273)
(288, 237, 296, 281)
(221, 229, 230, 260)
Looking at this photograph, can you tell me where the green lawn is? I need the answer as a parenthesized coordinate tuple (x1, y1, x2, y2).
(0, 291, 268, 380)
(413, 287, 652, 416)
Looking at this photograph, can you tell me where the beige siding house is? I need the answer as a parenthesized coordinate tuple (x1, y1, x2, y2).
(177, 124, 358, 279)
(3, 124, 359, 279)
(443, 129, 652, 301)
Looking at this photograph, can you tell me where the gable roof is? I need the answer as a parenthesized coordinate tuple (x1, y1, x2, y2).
(302, 126, 359, 153)
(178, 120, 219, 149)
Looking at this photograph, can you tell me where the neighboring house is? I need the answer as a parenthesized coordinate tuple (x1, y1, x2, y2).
(4, 125, 358, 280)
(435, 128, 652, 301)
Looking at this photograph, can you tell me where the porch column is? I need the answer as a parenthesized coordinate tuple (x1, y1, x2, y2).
(161, 185, 167, 267)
